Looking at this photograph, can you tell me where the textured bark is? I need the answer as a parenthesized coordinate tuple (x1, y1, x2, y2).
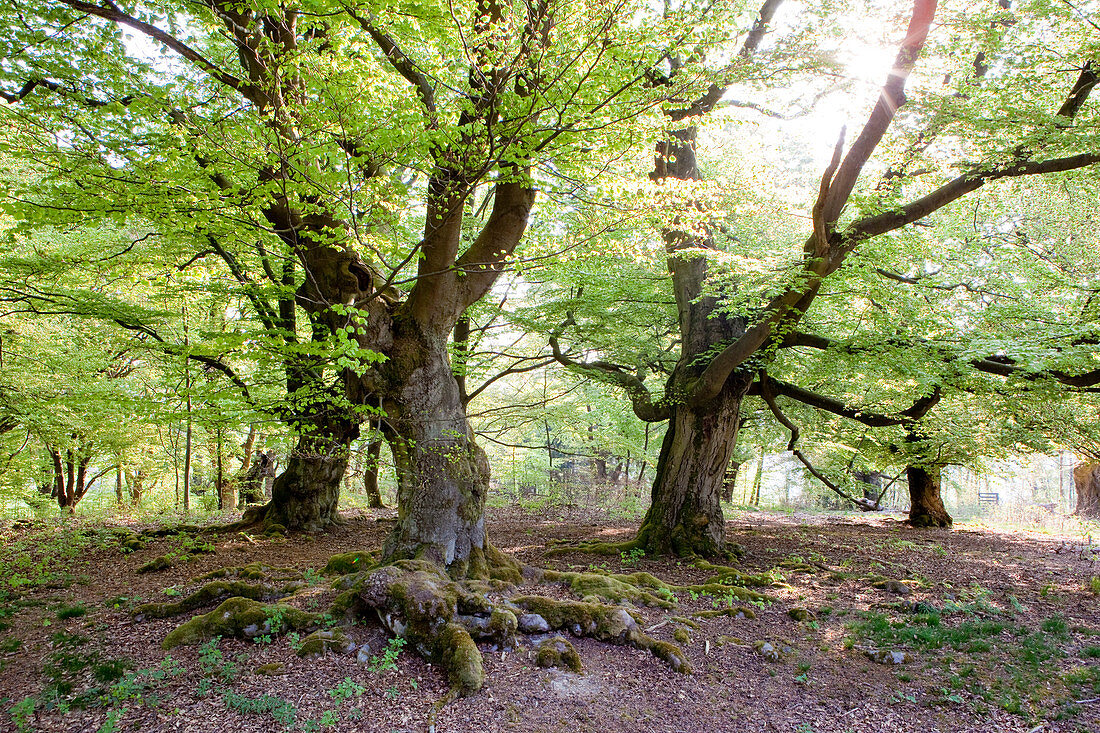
(265, 432, 354, 531)
(379, 323, 492, 576)
(1073, 462, 1100, 517)
(906, 464, 952, 527)
(637, 376, 751, 556)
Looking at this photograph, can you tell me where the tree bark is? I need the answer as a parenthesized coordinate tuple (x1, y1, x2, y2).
(259, 419, 357, 531)
(378, 326, 494, 576)
(1072, 461, 1100, 517)
(906, 463, 952, 527)
(363, 436, 384, 509)
(636, 375, 751, 556)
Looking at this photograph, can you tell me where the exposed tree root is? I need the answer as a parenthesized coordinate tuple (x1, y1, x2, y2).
(144, 546, 780, 700)
(161, 597, 319, 649)
(545, 537, 746, 562)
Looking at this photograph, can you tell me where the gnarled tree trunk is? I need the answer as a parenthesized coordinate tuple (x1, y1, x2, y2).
(637, 376, 751, 556)
(378, 325, 494, 576)
(907, 463, 952, 527)
(1073, 461, 1100, 517)
(259, 420, 358, 531)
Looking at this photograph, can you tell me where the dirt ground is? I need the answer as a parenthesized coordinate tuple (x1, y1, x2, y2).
(0, 506, 1098, 733)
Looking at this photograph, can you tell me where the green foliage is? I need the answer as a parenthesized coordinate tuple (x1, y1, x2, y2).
(327, 677, 365, 704)
(367, 636, 406, 674)
(220, 690, 297, 730)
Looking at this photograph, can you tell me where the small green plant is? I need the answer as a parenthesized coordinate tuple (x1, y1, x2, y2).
(221, 689, 297, 729)
(96, 709, 123, 733)
(328, 677, 365, 704)
(368, 636, 406, 673)
(303, 567, 323, 586)
(619, 548, 644, 567)
(198, 637, 238, 682)
(56, 603, 88, 620)
(1088, 576, 1100, 594)
(9, 696, 35, 732)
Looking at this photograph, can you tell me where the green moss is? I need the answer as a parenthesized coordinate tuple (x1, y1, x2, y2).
(541, 569, 675, 608)
(693, 606, 756, 620)
(512, 596, 641, 644)
(323, 552, 376, 576)
(680, 583, 768, 603)
(788, 607, 815, 622)
(161, 597, 318, 649)
(673, 627, 691, 644)
(254, 662, 285, 676)
(434, 622, 483, 696)
(535, 636, 583, 673)
(135, 581, 278, 619)
(670, 615, 701, 630)
(693, 560, 773, 587)
(295, 630, 350, 658)
(201, 563, 302, 582)
(136, 555, 173, 574)
(637, 636, 691, 674)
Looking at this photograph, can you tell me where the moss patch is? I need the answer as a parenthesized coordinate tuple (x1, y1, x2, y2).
(161, 597, 318, 649)
(296, 630, 351, 658)
(536, 636, 583, 673)
(135, 581, 283, 619)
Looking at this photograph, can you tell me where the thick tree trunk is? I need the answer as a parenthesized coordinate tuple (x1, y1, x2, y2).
(636, 377, 750, 557)
(906, 464, 952, 527)
(1072, 461, 1100, 517)
(256, 419, 357, 531)
(378, 329, 495, 577)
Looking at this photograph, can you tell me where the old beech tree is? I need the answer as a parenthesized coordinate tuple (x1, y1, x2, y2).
(553, 0, 1100, 549)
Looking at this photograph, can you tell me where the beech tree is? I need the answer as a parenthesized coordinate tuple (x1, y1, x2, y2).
(549, 0, 1100, 553)
(1, 0, 745, 551)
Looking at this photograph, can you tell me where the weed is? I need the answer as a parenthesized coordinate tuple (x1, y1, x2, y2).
(303, 567, 323, 586)
(198, 637, 238, 682)
(619, 548, 645, 567)
(329, 677, 365, 704)
(221, 689, 297, 729)
(9, 696, 35, 732)
(56, 603, 88, 620)
(0, 637, 21, 652)
(1082, 646, 1100, 659)
(1089, 576, 1100, 594)
(368, 636, 406, 673)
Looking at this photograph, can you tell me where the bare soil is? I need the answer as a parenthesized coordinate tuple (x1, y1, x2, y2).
(1, 506, 1098, 733)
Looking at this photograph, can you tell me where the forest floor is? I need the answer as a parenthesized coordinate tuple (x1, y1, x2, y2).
(0, 505, 1098, 733)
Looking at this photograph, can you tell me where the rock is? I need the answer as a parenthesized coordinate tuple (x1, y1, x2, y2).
(753, 640, 780, 662)
(865, 648, 910, 665)
(356, 645, 373, 665)
(518, 613, 550, 634)
(788, 607, 815, 622)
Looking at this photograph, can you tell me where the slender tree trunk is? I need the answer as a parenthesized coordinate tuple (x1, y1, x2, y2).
(363, 436, 384, 509)
(115, 462, 124, 506)
(1072, 461, 1100, 517)
(721, 460, 741, 502)
(906, 463, 952, 527)
(751, 452, 764, 506)
(636, 376, 751, 556)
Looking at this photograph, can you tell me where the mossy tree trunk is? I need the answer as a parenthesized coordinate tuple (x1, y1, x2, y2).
(906, 463, 952, 527)
(363, 436, 385, 509)
(377, 322, 494, 576)
(263, 419, 358, 531)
